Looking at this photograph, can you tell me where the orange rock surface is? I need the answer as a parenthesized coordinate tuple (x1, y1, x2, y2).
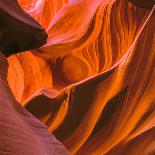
(1, 0, 155, 154)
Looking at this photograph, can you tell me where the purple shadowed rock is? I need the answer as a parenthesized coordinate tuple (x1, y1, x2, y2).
(0, 0, 70, 154)
(0, 54, 70, 155)
(0, 0, 47, 57)
(129, 0, 155, 9)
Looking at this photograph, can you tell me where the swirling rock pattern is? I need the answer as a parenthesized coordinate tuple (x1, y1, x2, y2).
(0, 54, 69, 155)
(0, 0, 155, 154)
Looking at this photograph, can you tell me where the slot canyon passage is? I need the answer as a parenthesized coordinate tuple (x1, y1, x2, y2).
(0, 0, 155, 154)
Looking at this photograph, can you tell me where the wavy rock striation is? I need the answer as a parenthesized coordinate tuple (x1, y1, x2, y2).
(0, 0, 155, 154)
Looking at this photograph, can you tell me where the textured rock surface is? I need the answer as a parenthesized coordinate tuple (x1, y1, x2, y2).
(0, 54, 70, 155)
(1, 0, 155, 155)
(0, 0, 47, 56)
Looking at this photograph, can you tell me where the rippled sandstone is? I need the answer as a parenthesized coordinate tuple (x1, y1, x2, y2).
(0, 0, 155, 155)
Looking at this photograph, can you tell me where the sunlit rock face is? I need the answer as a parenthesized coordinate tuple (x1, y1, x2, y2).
(0, 54, 70, 155)
(0, 0, 155, 154)
(0, 0, 69, 154)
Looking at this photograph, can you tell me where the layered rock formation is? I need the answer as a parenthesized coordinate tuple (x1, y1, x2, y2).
(0, 0, 155, 154)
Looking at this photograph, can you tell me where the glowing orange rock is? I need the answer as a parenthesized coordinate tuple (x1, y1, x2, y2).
(1, 0, 155, 155)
